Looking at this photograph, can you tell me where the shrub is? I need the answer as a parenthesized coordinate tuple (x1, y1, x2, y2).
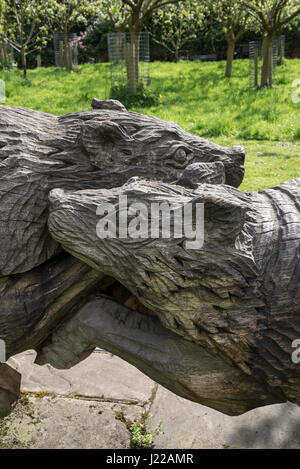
(109, 82, 160, 108)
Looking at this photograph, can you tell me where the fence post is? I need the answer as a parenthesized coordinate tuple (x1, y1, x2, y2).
(59, 41, 64, 68)
(254, 47, 258, 87)
(268, 45, 273, 87)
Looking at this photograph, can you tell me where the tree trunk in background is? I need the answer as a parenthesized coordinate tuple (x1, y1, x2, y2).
(63, 32, 72, 71)
(125, 40, 136, 95)
(254, 46, 259, 87)
(261, 34, 273, 87)
(0, 42, 8, 68)
(125, 30, 140, 96)
(3, 44, 8, 67)
(0, 43, 5, 65)
(67, 44, 73, 70)
(134, 32, 140, 87)
(225, 39, 235, 77)
(63, 33, 68, 68)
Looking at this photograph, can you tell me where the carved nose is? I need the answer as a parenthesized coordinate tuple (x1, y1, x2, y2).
(230, 145, 245, 163)
(48, 188, 66, 207)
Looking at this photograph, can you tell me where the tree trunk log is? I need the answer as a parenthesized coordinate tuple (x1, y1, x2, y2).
(261, 35, 273, 87)
(21, 46, 27, 79)
(0, 42, 8, 68)
(225, 39, 235, 78)
(4, 101, 297, 416)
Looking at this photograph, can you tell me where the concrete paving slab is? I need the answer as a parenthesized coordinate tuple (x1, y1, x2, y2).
(13, 350, 154, 405)
(148, 386, 300, 449)
(0, 396, 139, 449)
(5, 351, 300, 449)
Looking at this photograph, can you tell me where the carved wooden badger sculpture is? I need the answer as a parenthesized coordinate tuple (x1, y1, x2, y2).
(0, 100, 299, 416)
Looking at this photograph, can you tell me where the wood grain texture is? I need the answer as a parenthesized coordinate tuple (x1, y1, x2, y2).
(36, 295, 282, 416)
(0, 253, 106, 357)
(0, 364, 21, 415)
(0, 103, 244, 276)
(45, 176, 300, 410)
(4, 101, 300, 416)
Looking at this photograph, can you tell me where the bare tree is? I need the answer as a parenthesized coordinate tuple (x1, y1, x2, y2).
(206, 0, 251, 77)
(244, 0, 300, 86)
(5, 0, 56, 78)
(100, 0, 189, 94)
(53, 0, 101, 70)
(151, 1, 203, 62)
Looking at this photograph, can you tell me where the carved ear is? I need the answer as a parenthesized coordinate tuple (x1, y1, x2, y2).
(81, 120, 132, 154)
(91, 98, 127, 112)
(190, 191, 247, 243)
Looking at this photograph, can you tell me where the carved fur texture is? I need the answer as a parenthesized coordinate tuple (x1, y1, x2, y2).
(1, 101, 299, 416)
(44, 176, 300, 411)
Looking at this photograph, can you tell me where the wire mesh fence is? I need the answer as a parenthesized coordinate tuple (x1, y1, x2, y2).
(249, 36, 285, 87)
(278, 35, 285, 64)
(53, 32, 78, 69)
(107, 31, 150, 93)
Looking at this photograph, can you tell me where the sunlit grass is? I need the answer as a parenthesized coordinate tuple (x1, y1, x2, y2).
(0, 59, 299, 191)
(0, 63, 111, 115)
(141, 59, 300, 143)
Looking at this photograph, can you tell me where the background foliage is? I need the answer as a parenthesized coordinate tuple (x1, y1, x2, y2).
(9, 10, 300, 69)
(0, 58, 299, 191)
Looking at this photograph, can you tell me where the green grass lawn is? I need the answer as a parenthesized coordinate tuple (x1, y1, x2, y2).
(0, 59, 299, 191)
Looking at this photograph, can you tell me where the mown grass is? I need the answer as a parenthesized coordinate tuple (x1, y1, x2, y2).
(0, 59, 299, 191)
(0, 63, 111, 115)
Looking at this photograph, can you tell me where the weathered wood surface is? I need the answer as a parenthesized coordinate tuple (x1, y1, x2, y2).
(42, 176, 300, 411)
(0, 104, 244, 276)
(0, 102, 242, 349)
(178, 161, 226, 188)
(1, 100, 299, 416)
(0, 253, 106, 357)
(0, 364, 21, 416)
(36, 296, 280, 416)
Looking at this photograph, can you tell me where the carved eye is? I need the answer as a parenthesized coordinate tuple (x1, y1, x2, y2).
(174, 148, 187, 163)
